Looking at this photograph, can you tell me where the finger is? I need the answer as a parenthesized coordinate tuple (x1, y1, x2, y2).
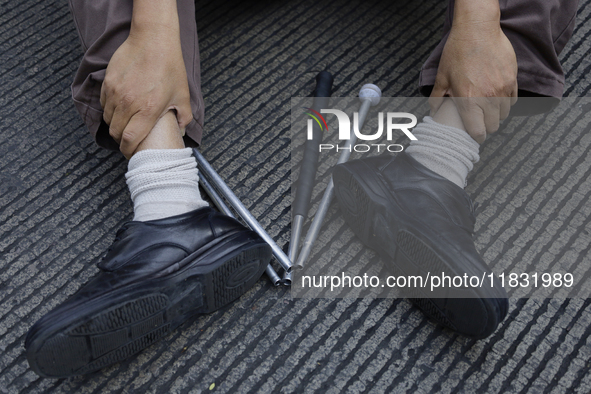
(483, 98, 500, 134)
(456, 98, 486, 144)
(500, 97, 511, 121)
(100, 81, 118, 126)
(119, 112, 160, 159)
(100, 82, 107, 109)
(102, 94, 116, 127)
(175, 99, 193, 130)
(108, 104, 132, 144)
(103, 102, 118, 128)
(511, 81, 518, 106)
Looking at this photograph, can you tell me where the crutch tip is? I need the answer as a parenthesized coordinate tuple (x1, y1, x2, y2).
(281, 270, 293, 286)
(359, 84, 382, 106)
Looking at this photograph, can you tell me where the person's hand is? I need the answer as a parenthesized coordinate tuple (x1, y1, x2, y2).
(100, 22, 192, 158)
(430, 15, 518, 143)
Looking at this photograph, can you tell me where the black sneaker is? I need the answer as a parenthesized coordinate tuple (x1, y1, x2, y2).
(25, 207, 271, 378)
(333, 153, 508, 338)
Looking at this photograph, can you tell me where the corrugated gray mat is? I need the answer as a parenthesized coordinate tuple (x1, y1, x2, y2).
(1, 0, 591, 392)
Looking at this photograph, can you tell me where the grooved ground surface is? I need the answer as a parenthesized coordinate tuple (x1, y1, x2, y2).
(1, 0, 591, 393)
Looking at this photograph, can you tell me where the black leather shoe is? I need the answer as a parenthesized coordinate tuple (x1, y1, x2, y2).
(333, 153, 508, 338)
(25, 207, 271, 378)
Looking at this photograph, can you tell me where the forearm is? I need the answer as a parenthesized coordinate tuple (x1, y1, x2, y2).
(101, 0, 192, 158)
(130, 0, 180, 38)
(452, 0, 501, 32)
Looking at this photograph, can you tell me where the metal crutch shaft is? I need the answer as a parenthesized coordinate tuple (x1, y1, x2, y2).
(198, 173, 282, 286)
(294, 84, 382, 270)
(287, 71, 334, 285)
(192, 148, 292, 273)
(289, 72, 334, 260)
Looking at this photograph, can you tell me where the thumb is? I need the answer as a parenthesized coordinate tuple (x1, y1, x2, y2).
(456, 98, 487, 144)
(177, 104, 193, 130)
(173, 95, 193, 130)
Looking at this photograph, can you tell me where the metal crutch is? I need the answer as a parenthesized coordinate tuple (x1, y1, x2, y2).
(294, 84, 382, 270)
(192, 148, 292, 276)
(198, 172, 282, 286)
(285, 71, 334, 285)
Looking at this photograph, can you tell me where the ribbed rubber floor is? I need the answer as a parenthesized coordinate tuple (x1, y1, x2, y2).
(2, 0, 591, 392)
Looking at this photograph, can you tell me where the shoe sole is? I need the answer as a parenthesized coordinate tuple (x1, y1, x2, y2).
(26, 230, 271, 378)
(333, 161, 507, 338)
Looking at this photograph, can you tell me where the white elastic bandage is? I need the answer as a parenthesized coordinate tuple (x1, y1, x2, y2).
(126, 148, 208, 221)
(405, 117, 480, 188)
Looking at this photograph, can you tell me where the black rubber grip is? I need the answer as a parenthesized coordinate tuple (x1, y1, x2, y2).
(293, 71, 334, 217)
(313, 71, 334, 98)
